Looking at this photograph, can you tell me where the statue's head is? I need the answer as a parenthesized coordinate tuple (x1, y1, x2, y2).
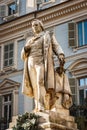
(32, 19, 44, 34)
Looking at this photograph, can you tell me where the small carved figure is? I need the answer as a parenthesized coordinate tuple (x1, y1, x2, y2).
(21, 19, 72, 112)
(44, 61, 72, 110)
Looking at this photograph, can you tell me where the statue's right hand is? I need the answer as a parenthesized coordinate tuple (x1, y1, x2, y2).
(59, 54, 65, 66)
(24, 46, 30, 53)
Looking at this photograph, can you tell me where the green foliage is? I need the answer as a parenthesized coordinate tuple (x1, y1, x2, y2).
(75, 116, 86, 130)
(12, 112, 40, 130)
(70, 104, 87, 130)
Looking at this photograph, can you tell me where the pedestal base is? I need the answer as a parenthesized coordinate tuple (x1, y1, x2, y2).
(36, 111, 78, 130)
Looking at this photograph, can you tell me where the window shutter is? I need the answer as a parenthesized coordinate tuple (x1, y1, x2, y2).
(11, 93, 13, 117)
(0, 5, 6, 17)
(0, 47, 1, 70)
(0, 95, 2, 119)
(37, 0, 42, 4)
(15, 0, 20, 13)
(68, 22, 76, 47)
(69, 78, 77, 104)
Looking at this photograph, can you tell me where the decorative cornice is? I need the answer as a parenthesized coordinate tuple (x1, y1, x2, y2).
(68, 58, 87, 70)
(0, 78, 20, 94)
(0, 0, 15, 4)
(0, 69, 23, 79)
(0, 0, 87, 43)
(0, 78, 20, 88)
(65, 52, 87, 62)
(67, 57, 87, 77)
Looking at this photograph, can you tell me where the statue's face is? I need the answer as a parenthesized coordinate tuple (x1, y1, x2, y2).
(32, 21, 42, 34)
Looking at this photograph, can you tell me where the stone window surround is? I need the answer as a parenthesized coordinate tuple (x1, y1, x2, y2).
(0, 0, 15, 4)
(2, 93, 12, 119)
(0, 0, 19, 20)
(0, 79, 20, 117)
(1, 90, 19, 117)
(40, 0, 55, 7)
(78, 77, 87, 105)
(1, 0, 15, 16)
(0, 39, 18, 72)
(71, 15, 87, 51)
(4, 43, 14, 67)
(40, 0, 69, 7)
(68, 58, 87, 105)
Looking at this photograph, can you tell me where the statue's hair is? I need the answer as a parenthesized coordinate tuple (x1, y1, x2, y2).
(32, 19, 45, 31)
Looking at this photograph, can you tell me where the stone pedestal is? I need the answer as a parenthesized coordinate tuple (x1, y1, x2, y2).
(7, 108, 78, 130)
(36, 110, 78, 130)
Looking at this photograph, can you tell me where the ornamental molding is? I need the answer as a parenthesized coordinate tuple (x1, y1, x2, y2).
(67, 58, 87, 77)
(68, 58, 87, 70)
(0, 0, 15, 4)
(0, 78, 20, 94)
(0, 0, 87, 42)
(0, 69, 23, 79)
(0, 78, 20, 88)
(65, 52, 87, 62)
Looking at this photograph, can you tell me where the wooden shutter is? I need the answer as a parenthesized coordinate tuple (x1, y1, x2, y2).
(15, 0, 20, 13)
(68, 22, 76, 47)
(0, 95, 2, 119)
(0, 47, 1, 70)
(69, 78, 77, 104)
(37, 0, 42, 4)
(0, 5, 6, 17)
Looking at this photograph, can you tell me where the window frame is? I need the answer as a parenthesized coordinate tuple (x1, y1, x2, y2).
(0, 0, 19, 20)
(69, 16, 87, 50)
(41, 0, 55, 6)
(2, 93, 12, 122)
(78, 77, 87, 105)
(0, 40, 17, 72)
(3, 43, 14, 68)
(77, 19, 87, 47)
(44, 0, 50, 2)
(8, 2, 16, 16)
(0, 79, 20, 125)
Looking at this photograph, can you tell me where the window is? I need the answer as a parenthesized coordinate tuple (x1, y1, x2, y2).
(79, 89, 84, 105)
(44, 0, 50, 2)
(0, 5, 6, 17)
(79, 77, 87, 87)
(8, 2, 16, 16)
(0, 46, 1, 70)
(0, 0, 19, 19)
(68, 22, 76, 47)
(69, 78, 77, 104)
(3, 94, 12, 128)
(0, 79, 20, 130)
(77, 19, 87, 47)
(4, 43, 14, 67)
(78, 77, 87, 105)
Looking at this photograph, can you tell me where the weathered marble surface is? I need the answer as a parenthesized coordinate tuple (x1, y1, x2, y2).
(36, 111, 78, 130)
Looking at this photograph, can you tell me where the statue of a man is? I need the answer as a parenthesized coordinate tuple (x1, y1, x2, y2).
(21, 19, 71, 112)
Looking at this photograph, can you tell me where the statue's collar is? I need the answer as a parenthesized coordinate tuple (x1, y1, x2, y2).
(32, 31, 44, 41)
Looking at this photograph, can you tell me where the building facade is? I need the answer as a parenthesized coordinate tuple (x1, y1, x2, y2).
(0, 0, 87, 129)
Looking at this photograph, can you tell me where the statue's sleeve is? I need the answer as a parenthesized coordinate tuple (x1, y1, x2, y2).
(51, 34, 64, 56)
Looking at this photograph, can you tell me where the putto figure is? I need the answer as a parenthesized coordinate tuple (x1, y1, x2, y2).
(21, 19, 72, 112)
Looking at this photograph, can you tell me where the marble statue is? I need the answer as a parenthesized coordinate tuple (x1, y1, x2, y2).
(21, 19, 72, 112)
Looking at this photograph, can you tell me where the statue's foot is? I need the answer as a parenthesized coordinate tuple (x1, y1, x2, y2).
(51, 107, 56, 112)
(32, 108, 39, 112)
(33, 108, 44, 113)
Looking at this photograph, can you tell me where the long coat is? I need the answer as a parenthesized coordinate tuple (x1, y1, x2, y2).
(21, 31, 64, 98)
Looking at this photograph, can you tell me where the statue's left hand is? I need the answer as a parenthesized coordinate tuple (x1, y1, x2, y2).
(64, 94, 69, 102)
(24, 46, 30, 53)
(59, 54, 65, 66)
(62, 94, 72, 109)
